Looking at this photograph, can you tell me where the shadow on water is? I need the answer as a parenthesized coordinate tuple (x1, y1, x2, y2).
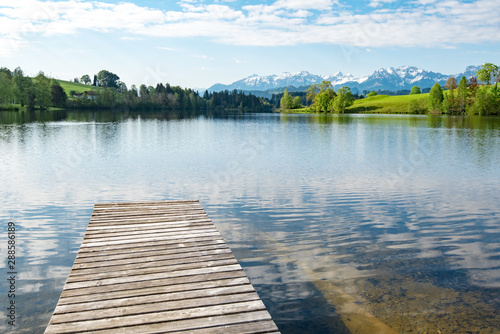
(256, 280, 351, 334)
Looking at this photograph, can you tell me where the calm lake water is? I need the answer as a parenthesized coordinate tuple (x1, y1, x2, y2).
(1, 110, 499, 333)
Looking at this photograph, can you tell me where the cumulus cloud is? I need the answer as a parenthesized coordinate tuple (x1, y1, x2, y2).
(273, 0, 338, 10)
(0, 0, 499, 54)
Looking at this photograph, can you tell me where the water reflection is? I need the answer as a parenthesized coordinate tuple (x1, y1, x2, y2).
(0, 111, 499, 333)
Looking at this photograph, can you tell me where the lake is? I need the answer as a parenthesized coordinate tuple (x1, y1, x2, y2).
(1, 110, 499, 333)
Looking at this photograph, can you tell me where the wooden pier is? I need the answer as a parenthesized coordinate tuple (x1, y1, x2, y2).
(45, 200, 280, 334)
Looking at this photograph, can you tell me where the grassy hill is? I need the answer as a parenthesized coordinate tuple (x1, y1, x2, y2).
(55, 79, 99, 95)
(348, 93, 429, 113)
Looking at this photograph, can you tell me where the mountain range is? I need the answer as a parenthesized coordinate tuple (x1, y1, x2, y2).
(207, 65, 481, 95)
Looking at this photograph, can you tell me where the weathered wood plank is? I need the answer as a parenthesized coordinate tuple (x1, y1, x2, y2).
(59, 271, 249, 300)
(44, 200, 279, 334)
(80, 231, 222, 247)
(89, 313, 278, 334)
(81, 225, 218, 242)
(85, 219, 212, 232)
(89, 212, 208, 223)
(55, 284, 256, 313)
(80, 231, 223, 248)
(66, 258, 240, 283)
(76, 236, 226, 255)
(51, 292, 261, 323)
(74, 243, 230, 264)
(73, 247, 232, 268)
(69, 253, 237, 277)
(45, 300, 267, 333)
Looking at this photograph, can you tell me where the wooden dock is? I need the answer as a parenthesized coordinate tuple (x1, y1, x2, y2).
(45, 200, 280, 334)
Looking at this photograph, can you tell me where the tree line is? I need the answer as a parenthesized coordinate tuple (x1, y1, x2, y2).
(0, 67, 271, 112)
(279, 81, 355, 113)
(425, 63, 500, 115)
(2, 63, 499, 115)
(0, 68, 67, 110)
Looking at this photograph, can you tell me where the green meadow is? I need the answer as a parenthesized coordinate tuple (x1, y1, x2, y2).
(347, 94, 429, 113)
(282, 93, 430, 114)
(55, 79, 98, 95)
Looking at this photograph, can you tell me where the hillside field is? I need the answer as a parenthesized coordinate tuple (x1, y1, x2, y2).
(55, 79, 98, 95)
(347, 93, 429, 113)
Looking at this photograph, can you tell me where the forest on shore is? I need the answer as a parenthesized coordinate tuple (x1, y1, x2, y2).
(0, 68, 271, 112)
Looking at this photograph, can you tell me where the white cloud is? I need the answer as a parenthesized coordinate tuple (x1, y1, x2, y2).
(273, 0, 338, 10)
(156, 46, 177, 51)
(0, 0, 499, 55)
(368, 0, 399, 8)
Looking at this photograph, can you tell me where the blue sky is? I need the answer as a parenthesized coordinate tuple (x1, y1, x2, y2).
(0, 0, 499, 89)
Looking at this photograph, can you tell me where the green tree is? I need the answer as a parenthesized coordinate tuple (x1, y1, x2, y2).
(408, 98, 428, 114)
(477, 63, 499, 85)
(293, 96, 302, 109)
(97, 70, 120, 88)
(26, 84, 36, 110)
(410, 86, 421, 95)
(50, 80, 67, 108)
(117, 81, 128, 93)
(0, 70, 14, 107)
(81, 74, 91, 85)
(310, 81, 336, 112)
(13, 68, 36, 109)
(367, 91, 377, 97)
(468, 86, 489, 115)
(98, 87, 121, 108)
(12, 67, 24, 105)
(428, 83, 444, 113)
(332, 86, 354, 113)
(139, 84, 150, 104)
(457, 76, 468, 113)
(34, 72, 52, 109)
(280, 89, 293, 110)
(468, 76, 479, 103)
(444, 77, 458, 113)
(306, 83, 320, 104)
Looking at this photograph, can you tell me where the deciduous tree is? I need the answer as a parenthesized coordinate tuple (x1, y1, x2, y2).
(51, 80, 67, 108)
(97, 70, 120, 88)
(34, 72, 52, 109)
(477, 63, 499, 85)
(280, 89, 293, 110)
(445, 77, 458, 113)
(445, 77, 457, 90)
(457, 76, 468, 113)
(410, 86, 421, 95)
(0, 70, 14, 107)
(428, 83, 444, 112)
(293, 96, 302, 109)
(81, 74, 91, 85)
(332, 86, 354, 113)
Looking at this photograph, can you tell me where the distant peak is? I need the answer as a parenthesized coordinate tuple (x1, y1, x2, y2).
(207, 64, 484, 93)
(465, 65, 480, 70)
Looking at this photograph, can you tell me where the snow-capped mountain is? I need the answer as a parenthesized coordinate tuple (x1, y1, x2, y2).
(207, 65, 481, 93)
(208, 71, 324, 92)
